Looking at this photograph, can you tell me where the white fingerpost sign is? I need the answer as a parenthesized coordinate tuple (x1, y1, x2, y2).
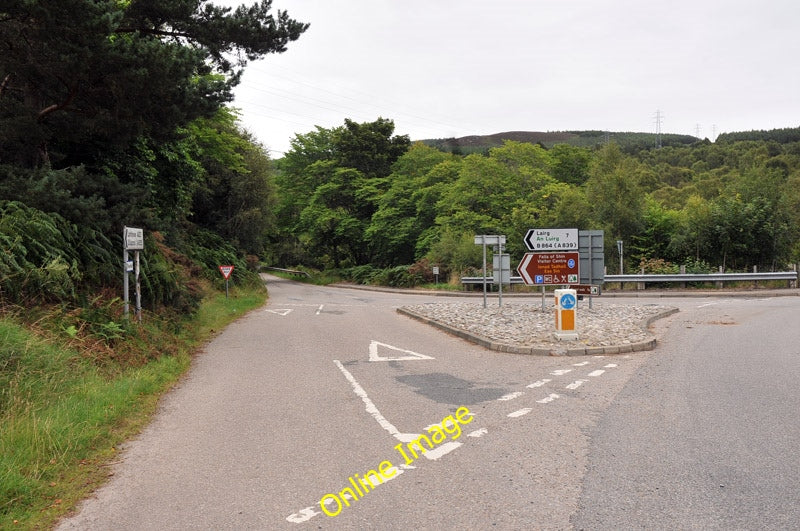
(524, 228, 578, 251)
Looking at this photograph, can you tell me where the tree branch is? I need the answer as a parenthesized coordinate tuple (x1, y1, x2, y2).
(0, 73, 11, 98)
(37, 85, 77, 121)
(115, 27, 193, 40)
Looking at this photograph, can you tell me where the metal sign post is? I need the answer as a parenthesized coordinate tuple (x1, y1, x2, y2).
(123, 226, 144, 322)
(474, 235, 506, 309)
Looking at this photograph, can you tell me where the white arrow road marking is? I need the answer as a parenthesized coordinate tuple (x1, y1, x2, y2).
(265, 309, 293, 316)
(368, 341, 434, 362)
(527, 379, 552, 388)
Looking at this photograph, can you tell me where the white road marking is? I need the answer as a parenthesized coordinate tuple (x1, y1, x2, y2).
(566, 380, 588, 390)
(289, 465, 410, 523)
(467, 428, 488, 438)
(368, 341, 435, 362)
(498, 391, 524, 401)
(550, 369, 572, 376)
(286, 507, 319, 523)
(537, 393, 560, 404)
(333, 360, 418, 442)
(573, 361, 590, 366)
(697, 301, 720, 308)
(588, 370, 605, 377)
(265, 309, 293, 316)
(316, 304, 324, 315)
(423, 441, 462, 460)
(507, 408, 533, 418)
(527, 379, 551, 388)
(603, 363, 618, 368)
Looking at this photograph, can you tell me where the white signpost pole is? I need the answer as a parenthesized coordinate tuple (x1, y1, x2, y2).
(135, 250, 141, 322)
(123, 246, 129, 318)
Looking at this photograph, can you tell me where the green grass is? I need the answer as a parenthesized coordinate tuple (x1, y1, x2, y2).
(0, 284, 266, 529)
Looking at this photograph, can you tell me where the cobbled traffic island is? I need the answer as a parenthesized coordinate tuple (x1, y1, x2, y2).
(398, 301, 678, 356)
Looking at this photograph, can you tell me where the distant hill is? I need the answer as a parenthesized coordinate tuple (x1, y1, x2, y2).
(421, 130, 700, 154)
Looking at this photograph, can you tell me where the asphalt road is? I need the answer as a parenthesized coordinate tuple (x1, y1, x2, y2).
(572, 295, 800, 530)
(57, 279, 800, 530)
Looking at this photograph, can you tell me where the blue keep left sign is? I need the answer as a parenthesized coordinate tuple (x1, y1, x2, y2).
(561, 293, 576, 309)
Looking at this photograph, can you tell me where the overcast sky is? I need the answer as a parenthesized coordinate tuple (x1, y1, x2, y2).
(223, 0, 800, 155)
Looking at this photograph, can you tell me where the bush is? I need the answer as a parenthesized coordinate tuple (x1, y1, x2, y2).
(408, 258, 437, 284)
(339, 265, 380, 284)
(0, 201, 82, 303)
(372, 265, 415, 288)
(638, 257, 680, 275)
(682, 259, 715, 274)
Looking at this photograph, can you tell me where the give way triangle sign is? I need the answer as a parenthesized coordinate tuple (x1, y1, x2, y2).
(218, 265, 234, 280)
(368, 341, 434, 362)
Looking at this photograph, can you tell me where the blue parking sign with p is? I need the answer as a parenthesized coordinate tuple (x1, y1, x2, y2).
(535, 275, 544, 284)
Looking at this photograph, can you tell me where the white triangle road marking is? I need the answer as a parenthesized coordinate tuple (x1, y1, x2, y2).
(265, 309, 293, 316)
(368, 340, 434, 362)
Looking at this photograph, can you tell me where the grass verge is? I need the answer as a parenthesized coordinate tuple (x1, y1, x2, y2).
(0, 284, 267, 529)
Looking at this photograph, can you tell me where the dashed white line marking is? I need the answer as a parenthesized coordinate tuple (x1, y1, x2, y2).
(550, 369, 572, 376)
(498, 391, 524, 401)
(588, 369, 605, 377)
(566, 380, 588, 390)
(537, 393, 560, 404)
(527, 379, 552, 388)
(467, 428, 488, 438)
(603, 363, 618, 368)
(573, 361, 590, 366)
(316, 304, 324, 315)
(507, 408, 533, 418)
